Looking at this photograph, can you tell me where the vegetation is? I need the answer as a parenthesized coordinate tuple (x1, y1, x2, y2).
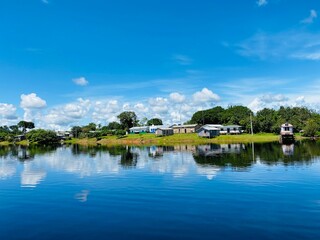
(26, 129, 60, 145)
(1, 105, 319, 146)
(147, 118, 163, 126)
(117, 111, 138, 131)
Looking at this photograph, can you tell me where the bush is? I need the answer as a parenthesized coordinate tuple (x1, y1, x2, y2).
(26, 129, 60, 144)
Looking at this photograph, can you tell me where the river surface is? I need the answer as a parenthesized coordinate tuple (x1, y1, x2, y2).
(1, 141, 320, 240)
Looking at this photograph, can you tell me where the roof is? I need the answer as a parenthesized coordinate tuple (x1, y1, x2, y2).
(201, 126, 220, 131)
(172, 124, 198, 128)
(203, 124, 224, 128)
(156, 128, 173, 131)
(129, 126, 149, 130)
(223, 125, 242, 128)
(281, 123, 293, 127)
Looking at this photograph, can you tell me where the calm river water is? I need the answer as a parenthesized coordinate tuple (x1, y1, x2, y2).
(1, 141, 320, 240)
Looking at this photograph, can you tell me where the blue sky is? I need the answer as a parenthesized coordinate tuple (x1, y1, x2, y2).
(1, 0, 320, 129)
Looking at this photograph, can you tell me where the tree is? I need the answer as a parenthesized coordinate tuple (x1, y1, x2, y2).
(256, 108, 278, 133)
(18, 121, 35, 134)
(303, 119, 319, 137)
(71, 126, 82, 138)
(26, 129, 59, 144)
(106, 121, 122, 130)
(117, 111, 138, 130)
(222, 106, 253, 132)
(147, 118, 163, 126)
(191, 106, 225, 124)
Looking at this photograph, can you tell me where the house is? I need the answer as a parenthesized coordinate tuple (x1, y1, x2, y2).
(220, 125, 242, 135)
(155, 127, 174, 136)
(197, 125, 220, 138)
(172, 124, 200, 134)
(280, 123, 294, 143)
(129, 126, 149, 134)
(14, 135, 26, 142)
(149, 125, 165, 133)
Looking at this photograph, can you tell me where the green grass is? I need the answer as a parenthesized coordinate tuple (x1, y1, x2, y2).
(68, 133, 293, 146)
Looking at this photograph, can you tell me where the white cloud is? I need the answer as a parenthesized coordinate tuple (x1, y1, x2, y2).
(0, 103, 17, 120)
(20, 93, 47, 109)
(43, 98, 91, 128)
(257, 0, 267, 7)
(301, 10, 317, 24)
(169, 92, 186, 103)
(73, 77, 89, 86)
(193, 88, 220, 103)
(173, 54, 193, 65)
(41, 0, 49, 4)
(148, 97, 169, 114)
(134, 103, 148, 113)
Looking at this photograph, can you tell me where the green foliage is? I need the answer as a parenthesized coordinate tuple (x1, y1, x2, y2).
(106, 122, 122, 130)
(303, 119, 319, 137)
(26, 129, 59, 144)
(18, 121, 35, 133)
(117, 111, 138, 130)
(147, 118, 163, 126)
(71, 126, 82, 138)
(191, 106, 224, 125)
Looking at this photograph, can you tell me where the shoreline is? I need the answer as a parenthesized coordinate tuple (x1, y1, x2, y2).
(0, 133, 309, 147)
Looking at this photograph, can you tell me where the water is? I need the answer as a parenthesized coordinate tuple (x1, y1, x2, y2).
(1, 142, 320, 240)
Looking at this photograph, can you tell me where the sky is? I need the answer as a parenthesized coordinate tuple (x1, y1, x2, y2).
(1, 0, 320, 129)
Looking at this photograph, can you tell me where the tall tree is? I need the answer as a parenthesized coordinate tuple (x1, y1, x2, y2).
(71, 126, 82, 138)
(18, 121, 35, 134)
(117, 111, 138, 130)
(147, 118, 163, 126)
(191, 106, 225, 124)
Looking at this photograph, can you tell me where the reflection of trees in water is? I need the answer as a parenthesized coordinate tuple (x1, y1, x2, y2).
(257, 141, 320, 166)
(120, 147, 138, 168)
(0, 145, 58, 161)
(193, 144, 253, 169)
(193, 141, 320, 168)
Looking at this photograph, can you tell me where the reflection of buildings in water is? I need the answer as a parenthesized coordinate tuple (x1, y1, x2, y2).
(174, 145, 196, 153)
(21, 163, 47, 188)
(147, 146, 175, 158)
(282, 144, 294, 156)
(197, 144, 245, 156)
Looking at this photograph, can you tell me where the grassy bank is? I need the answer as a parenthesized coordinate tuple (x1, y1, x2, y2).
(0, 133, 308, 147)
(65, 133, 305, 146)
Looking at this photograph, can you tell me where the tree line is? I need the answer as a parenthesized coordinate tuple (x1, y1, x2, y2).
(188, 105, 320, 136)
(1, 105, 319, 144)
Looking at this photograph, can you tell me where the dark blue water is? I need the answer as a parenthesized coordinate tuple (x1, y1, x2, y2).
(1, 142, 320, 240)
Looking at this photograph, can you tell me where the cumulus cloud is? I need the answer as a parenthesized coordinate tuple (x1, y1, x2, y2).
(43, 98, 91, 128)
(149, 97, 169, 114)
(134, 103, 148, 113)
(0, 103, 17, 119)
(246, 94, 315, 113)
(301, 10, 317, 24)
(73, 77, 89, 86)
(193, 88, 220, 103)
(257, 0, 267, 7)
(169, 92, 186, 103)
(20, 93, 47, 109)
